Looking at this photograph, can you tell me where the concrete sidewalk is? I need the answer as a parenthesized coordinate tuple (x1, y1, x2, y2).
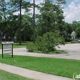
(0, 63, 72, 80)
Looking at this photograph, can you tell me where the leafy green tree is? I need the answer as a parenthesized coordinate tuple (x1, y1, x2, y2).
(9, 0, 31, 43)
(0, 0, 67, 43)
(76, 26, 80, 38)
(34, 1, 66, 53)
(71, 21, 80, 30)
(0, 0, 8, 36)
(0, 0, 7, 21)
(63, 23, 73, 41)
(21, 14, 33, 41)
(36, 1, 64, 36)
(36, 32, 65, 53)
(6, 15, 19, 39)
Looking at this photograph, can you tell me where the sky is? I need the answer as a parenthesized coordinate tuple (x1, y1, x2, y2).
(13, 0, 80, 23)
(31, 0, 80, 23)
(63, 0, 80, 23)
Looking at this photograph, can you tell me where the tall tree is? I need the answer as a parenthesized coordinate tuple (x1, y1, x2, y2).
(0, 0, 7, 21)
(36, 1, 64, 36)
(19, 0, 22, 45)
(10, 0, 30, 44)
(0, 0, 9, 41)
(33, 0, 36, 42)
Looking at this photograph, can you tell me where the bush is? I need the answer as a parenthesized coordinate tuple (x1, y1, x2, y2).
(26, 42, 35, 52)
(36, 32, 65, 53)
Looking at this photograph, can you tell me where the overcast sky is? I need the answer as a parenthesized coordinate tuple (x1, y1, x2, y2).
(30, 0, 80, 23)
(13, 0, 80, 23)
(63, 0, 80, 23)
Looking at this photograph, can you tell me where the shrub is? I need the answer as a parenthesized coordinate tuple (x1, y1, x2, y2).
(36, 32, 65, 53)
(26, 42, 35, 52)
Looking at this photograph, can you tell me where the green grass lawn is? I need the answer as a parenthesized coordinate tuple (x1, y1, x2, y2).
(13, 43, 27, 48)
(0, 69, 31, 80)
(0, 55, 80, 78)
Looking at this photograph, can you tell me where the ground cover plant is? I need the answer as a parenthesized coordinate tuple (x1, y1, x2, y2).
(26, 41, 66, 54)
(13, 43, 27, 48)
(0, 55, 80, 78)
(26, 32, 65, 54)
(0, 69, 31, 80)
(35, 32, 65, 53)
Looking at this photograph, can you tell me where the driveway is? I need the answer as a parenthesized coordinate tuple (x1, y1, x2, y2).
(0, 43, 80, 60)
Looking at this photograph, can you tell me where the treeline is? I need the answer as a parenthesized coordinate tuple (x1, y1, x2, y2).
(0, 0, 80, 42)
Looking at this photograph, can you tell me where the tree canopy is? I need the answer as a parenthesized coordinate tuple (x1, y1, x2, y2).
(1, 0, 80, 43)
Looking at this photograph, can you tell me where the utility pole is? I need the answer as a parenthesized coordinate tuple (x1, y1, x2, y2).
(19, 0, 22, 45)
(33, 0, 35, 43)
